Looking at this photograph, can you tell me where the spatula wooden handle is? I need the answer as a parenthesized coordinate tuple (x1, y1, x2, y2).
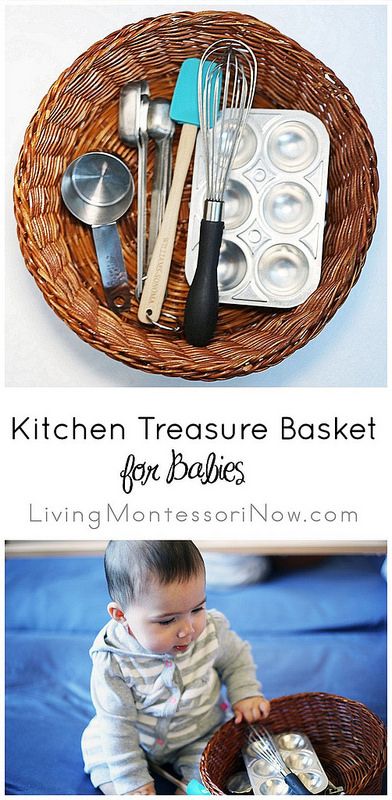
(138, 123, 198, 324)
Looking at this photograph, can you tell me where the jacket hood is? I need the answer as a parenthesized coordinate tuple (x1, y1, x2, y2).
(89, 619, 167, 660)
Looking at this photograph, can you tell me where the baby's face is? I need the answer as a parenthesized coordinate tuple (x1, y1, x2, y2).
(125, 572, 207, 655)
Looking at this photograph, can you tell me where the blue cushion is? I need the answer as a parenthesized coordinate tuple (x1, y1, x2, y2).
(6, 557, 108, 634)
(5, 555, 386, 634)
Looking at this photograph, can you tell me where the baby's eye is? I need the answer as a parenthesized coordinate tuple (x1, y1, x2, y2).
(158, 617, 175, 626)
(192, 606, 205, 614)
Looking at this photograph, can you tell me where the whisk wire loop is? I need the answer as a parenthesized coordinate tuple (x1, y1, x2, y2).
(248, 725, 289, 775)
(247, 725, 313, 795)
(198, 39, 257, 202)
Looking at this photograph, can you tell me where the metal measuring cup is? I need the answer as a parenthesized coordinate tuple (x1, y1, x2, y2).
(61, 151, 134, 313)
(119, 80, 150, 300)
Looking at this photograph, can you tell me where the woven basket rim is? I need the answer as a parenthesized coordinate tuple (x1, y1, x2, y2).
(17, 11, 367, 132)
(210, 690, 387, 743)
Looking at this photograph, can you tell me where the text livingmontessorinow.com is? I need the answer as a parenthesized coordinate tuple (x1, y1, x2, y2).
(27, 502, 359, 530)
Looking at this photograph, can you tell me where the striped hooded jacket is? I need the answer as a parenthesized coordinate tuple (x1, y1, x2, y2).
(81, 609, 262, 793)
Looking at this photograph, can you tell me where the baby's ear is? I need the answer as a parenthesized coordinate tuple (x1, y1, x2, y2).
(107, 602, 126, 622)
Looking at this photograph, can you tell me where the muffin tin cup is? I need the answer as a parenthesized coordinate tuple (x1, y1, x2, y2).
(242, 730, 329, 795)
(186, 109, 330, 309)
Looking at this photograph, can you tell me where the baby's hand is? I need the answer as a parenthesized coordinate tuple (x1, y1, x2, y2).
(129, 781, 155, 794)
(233, 696, 271, 724)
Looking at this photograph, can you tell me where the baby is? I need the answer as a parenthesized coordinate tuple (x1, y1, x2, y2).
(82, 541, 270, 794)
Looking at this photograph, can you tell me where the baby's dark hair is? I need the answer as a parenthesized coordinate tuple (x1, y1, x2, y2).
(104, 540, 205, 609)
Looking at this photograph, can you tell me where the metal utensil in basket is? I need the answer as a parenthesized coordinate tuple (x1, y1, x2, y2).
(183, 38, 257, 346)
(61, 151, 134, 313)
(247, 725, 312, 794)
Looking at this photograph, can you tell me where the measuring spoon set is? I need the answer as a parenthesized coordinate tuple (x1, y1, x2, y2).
(61, 42, 329, 345)
(62, 80, 175, 317)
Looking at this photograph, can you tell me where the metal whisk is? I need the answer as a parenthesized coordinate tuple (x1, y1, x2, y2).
(184, 39, 257, 346)
(248, 725, 312, 795)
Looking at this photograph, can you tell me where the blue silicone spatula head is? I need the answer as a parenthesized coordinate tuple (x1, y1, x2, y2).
(186, 779, 211, 794)
(170, 58, 221, 126)
(170, 58, 202, 126)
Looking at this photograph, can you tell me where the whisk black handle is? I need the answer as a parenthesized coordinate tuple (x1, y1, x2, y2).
(184, 219, 224, 346)
(284, 772, 312, 794)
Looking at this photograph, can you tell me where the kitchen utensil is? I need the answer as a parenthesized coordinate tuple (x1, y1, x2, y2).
(147, 97, 175, 262)
(119, 80, 150, 299)
(183, 39, 257, 346)
(247, 726, 312, 795)
(61, 151, 134, 313)
(151, 762, 210, 795)
(137, 57, 203, 325)
(327, 783, 345, 794)
(186, 109, 329, 310)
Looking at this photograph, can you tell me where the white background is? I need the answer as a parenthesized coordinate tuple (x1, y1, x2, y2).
(5, 2, 387, 387)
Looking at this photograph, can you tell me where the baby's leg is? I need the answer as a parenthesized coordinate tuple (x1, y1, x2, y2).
(99, 781, 116, 794)
(171, 735, 211, 789)
(99, 781, 156, 795)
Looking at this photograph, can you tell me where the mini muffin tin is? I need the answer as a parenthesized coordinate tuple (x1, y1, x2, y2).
(242, 731, 329, 795)
(185, 109, 330, 308)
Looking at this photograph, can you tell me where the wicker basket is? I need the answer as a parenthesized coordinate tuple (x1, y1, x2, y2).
(14, 11, 378, 381)
(200, 693, 387, 794)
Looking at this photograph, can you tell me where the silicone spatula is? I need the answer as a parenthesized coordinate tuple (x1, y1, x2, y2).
(138, 58, 201, 325)
(151, 762, 211, 794)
